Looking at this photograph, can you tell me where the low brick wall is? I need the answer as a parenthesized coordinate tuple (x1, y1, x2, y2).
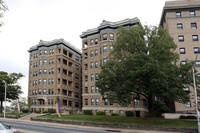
(31, 117, 197, 133)
(0, 115, 20, 119)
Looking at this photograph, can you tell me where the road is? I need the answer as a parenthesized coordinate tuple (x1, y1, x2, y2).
(0, 119, 122, 133)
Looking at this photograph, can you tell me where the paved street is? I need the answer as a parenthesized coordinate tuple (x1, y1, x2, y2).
(0, 118, 182, 133)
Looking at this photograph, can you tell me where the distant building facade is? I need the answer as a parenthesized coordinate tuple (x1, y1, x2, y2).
(80, 18, 148, 117)
(160, 0, 200, 113)
(28, 39, 82, 112)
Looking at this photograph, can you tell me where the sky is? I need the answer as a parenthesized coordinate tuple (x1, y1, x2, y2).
(0, 0, 170, 98)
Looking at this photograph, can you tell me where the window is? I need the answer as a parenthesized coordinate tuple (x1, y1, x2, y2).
(185, 102, 191, 108)
(91, 98, 94, 105)
(39, 60, 42, 65)
(49, 60, 51, 65)
(39, 69, 42, 75)
(103, 45, 107, 53)
(36, 53, 38, 58)
(110, 33, 114, 40)
(34, 54, 36, 59)
(75, 102, 79, 107)
(52, 59, 54, 64)
(192, 35, 198, 41)
(110, 45, 114, 52)
(75, 65, 79, 70)
(52, 68, 54, 74)
(48, 89, 50, 95)
(176, 12, 181, 18)
(33, 72, 35, 77)
(52, 49, 54, 54)
(36, 62, 38, 67)
(32, 80, 35, 86)
(43, 69, 47, 75)
(75, 83, 79, 89)
(134, 99, 140, 106)
(195, 61, 200, 67)
(180, 61, 187, 65)
(194, 47, 200, 54)
(90, 39, 93, 46)
(104, 99, 108, 105)
(103, 33, 107, 40)
(75, 56, 79, 62)
(35, 71, 38, 76)
(91, 86, 94, 93)
(191, 23, 197, 29)
(178, 35, 184, 42)
(35, 80, 37, 86)
(49, 50, 52, 55)
(143, 99, 147, 107)
(51, 78, 54, 84)
(75, 92, 79, 98)
(95, 61, 98, 68)
(90, 51, 93, 57)
(48, 99, 50, 105)
(190, 11, 195, 17)
(35, 90, 37, 95)
(44, 50, 47, 55)
(48, 79, 51, 84)
(96, 98, 99, 105)
(177, 23, 183, 29)
(95, 38, 98, 45)
(95, 87, 98, 93)
(39, 50, 42, 55)
(51, 99, 53, 105)
(38, 79, 41, 84)
(33, 63, 35, 68)
(179, 48, 185, 54)
(103, 58, 107, 65)
(85, 99, 88, 105)
(49, 69, 51, 74)
(95, 74, 98, 80)
(32, 100, 34, 105)
(90, 62, 94, 69)
(197, 73, 200, 80)
(43, 79, 47, 85)
(95, 50, 98, 56)
(43, 60, 47, 65)
(91, 74, 94, 81)
(32, 90, 34, 95)
(38, 89, 41, 95)
(183, 87, 189, 91)
(75, 74, 79, 80)
(119, 110, 124, 114)
(51, 89, 54, 94)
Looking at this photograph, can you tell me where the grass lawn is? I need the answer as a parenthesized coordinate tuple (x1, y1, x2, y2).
(0, 113, 26, 116)
(38, 114, 197, 129)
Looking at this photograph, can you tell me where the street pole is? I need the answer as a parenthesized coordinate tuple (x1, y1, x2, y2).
(4, 81, 6, 118)
(193, 48, 200, 133)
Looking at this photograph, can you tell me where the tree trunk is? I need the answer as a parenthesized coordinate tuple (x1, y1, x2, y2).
(148, 95, 155, 117)
(0, 100, 2, 113)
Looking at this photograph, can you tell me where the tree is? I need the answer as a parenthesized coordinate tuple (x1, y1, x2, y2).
(0, 0, 8, 28)
(10, 97, 28, 112)
(0, 71, 24, 113)
(95, 25, 193, 117)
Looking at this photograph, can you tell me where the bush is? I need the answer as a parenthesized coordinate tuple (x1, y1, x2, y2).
(125, 111, 134, 117)
(111, 113, 119, 116)
(83, 110, 93, 115)
(180, 115, 197, 119)
(96, 111, 105, 115)
(42, 111, 48, 113)
(22, 109, 29, 113)
(48, 108, 56, 114)
(35, 111, 40, 113)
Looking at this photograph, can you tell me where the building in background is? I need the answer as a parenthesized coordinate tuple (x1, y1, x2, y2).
(80, 18, 148, 117)
(28, 39, 82, 112)
(160, 0, 200, 113)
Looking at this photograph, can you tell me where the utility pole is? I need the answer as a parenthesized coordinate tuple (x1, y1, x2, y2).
(4, 81, 6, 118)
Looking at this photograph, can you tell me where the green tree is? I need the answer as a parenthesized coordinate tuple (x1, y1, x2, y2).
(96, 25, 193, 117)
(0, 0, 8, 28)
(0, 71, 24, 113)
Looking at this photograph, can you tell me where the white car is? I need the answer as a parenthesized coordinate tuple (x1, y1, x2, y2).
(0, 122, 16, 133)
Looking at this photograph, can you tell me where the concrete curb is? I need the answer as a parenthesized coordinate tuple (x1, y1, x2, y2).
(31, 117, 197, 133)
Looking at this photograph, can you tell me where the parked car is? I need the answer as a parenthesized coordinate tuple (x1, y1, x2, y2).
(0, 122, 16, 133)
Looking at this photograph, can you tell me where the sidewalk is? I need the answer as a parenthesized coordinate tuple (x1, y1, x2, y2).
(0, 116, 184, 133)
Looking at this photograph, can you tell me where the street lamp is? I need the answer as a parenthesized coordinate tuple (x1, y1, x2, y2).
(193, 48, 200, 133)
(3, 81, 7, 118)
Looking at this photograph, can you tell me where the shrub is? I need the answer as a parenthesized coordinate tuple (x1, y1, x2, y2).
(35, 111, 40, 113)
(42, 111, 48, 113)
(48, 108, 56, 114)
(111, 113, 119, 116)
(22, 109, 29, 113)
(96, 111, 105, 115)
(125, 111, 134, 117)
(83, 110, 93, 115)
(180, 115, 197, 119)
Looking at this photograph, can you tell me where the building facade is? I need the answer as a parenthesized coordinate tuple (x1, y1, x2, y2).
(28, 39, 82, 112)
(80, 18, 148, 117)
(160, 0, 200, 113)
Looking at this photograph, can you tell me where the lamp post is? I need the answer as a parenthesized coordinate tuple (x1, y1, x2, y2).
(4, 81, 7, 118)
(193, 48, 200, 133)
